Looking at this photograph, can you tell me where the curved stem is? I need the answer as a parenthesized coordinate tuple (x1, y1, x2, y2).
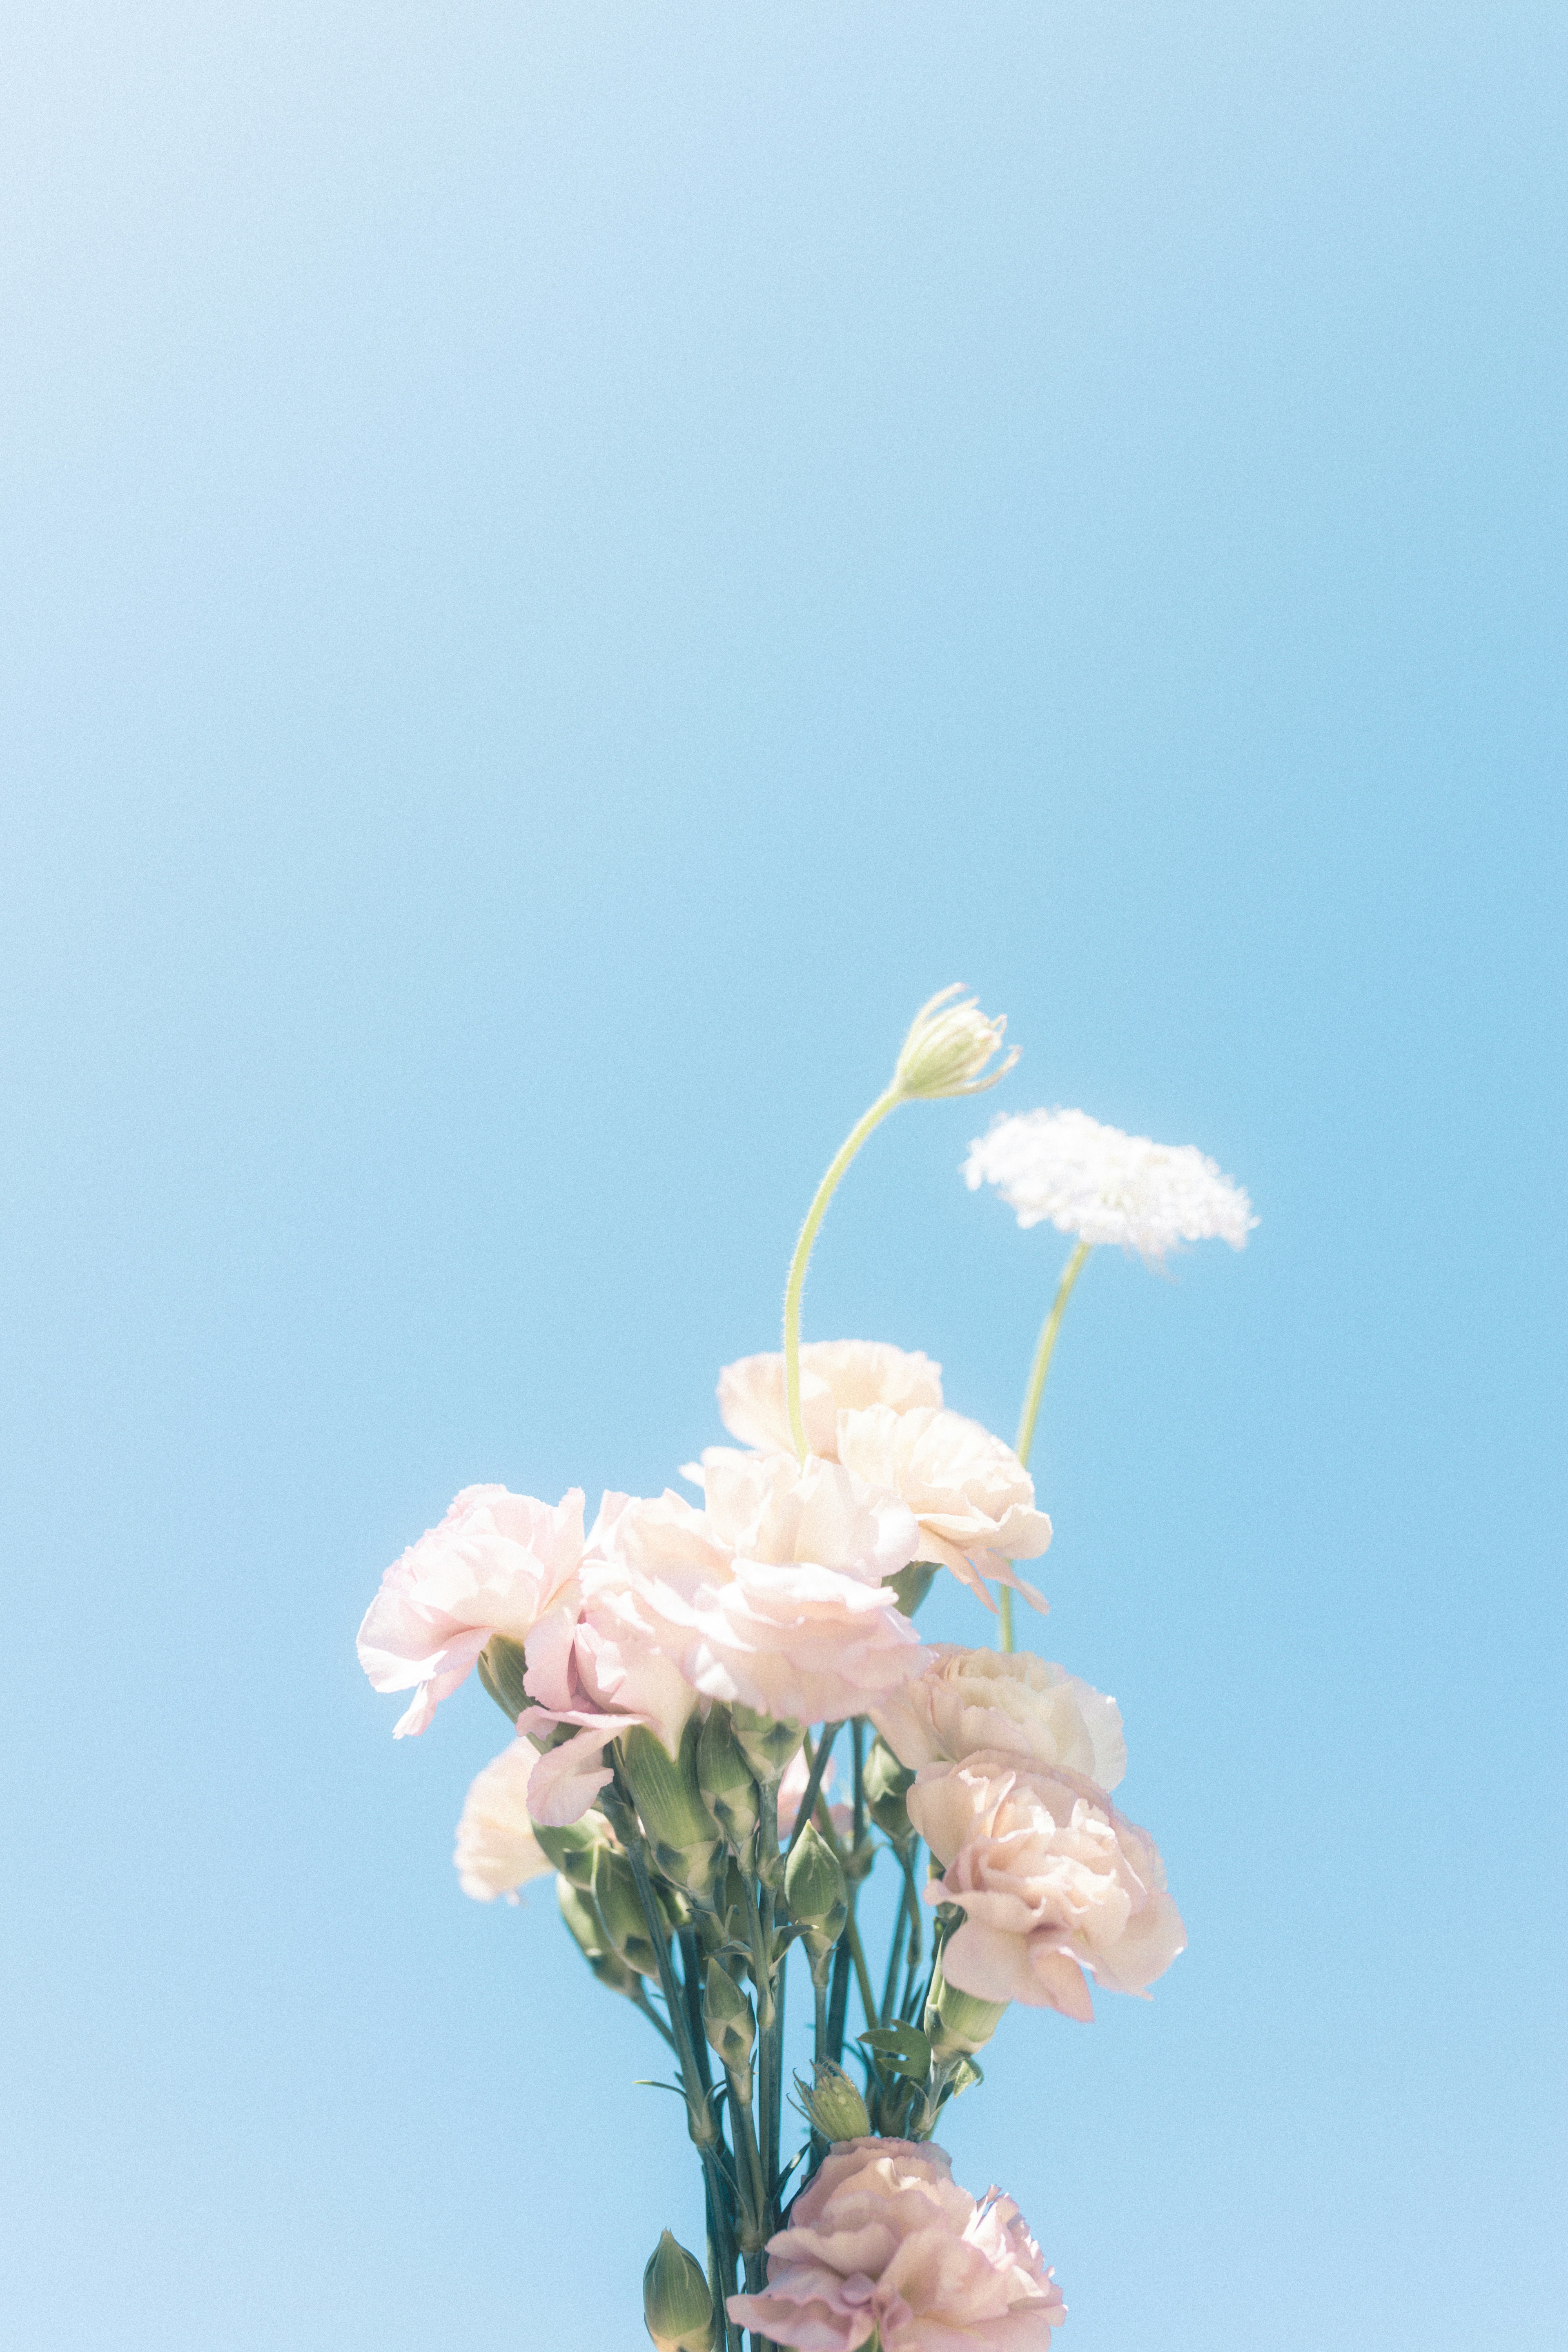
(782, 1088, 902, 1459)
(1000, 1240, 1092, 1654)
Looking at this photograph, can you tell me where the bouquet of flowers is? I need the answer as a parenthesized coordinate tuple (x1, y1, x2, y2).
(356, 989, 1254, 2351)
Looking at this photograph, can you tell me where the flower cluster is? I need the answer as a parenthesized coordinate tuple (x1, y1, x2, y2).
(356, 992, 1248, 2352)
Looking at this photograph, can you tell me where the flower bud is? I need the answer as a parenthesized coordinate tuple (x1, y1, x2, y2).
(891, 984, 1017, 1102)
(784, 1822, 847, 1977)
(794, 2059, 871, 2144)
(476, 1633, 531, 1722)
(862, 1736, 916, 1846)
(533, 1813, 609, 1891)
(728, 1706, 804, 1784)
(556, 1876, 641, 1998)
(696, 1707, 760, 1850)
(590, 1842, 662, 1978)
(643, 2230, 715, 2352)
(619, 1723, 723, 1902)
(702, 1956, 756, 2076)
(925, 1960, 1007, 2057)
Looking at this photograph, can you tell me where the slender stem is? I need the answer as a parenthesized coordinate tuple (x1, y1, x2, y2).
(1000, 1239, 1092, 1653)
(879, 1885, 909, 2026)
(851, 1719, 866, 1853)
(808, 1793, 879, 2029)
(787, 1724, 842, 1859)
(813, 1971, 830, 2064)
(826, 1936, 851, 2063)
(782, 1088, 902, 1459)
(631, 1986, 677, 2049)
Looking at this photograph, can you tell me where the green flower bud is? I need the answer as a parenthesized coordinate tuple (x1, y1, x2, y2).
(476, 1633, 531, 1722)
(729, 1706, 804, 1783)
(533, 1814, 609, 1891)
(793, 2059, 871, 2144)
(642, 2230, 715, 2352)
(891, 984, 1017, 1102)
(696, 1707, 761, 1849)
(863, 1736, 916, 1845)
(882, 1560, 938, 1619)
(619, 1724, 723, 1901)
(556, 1877, 641, 1998)
(784, 1822, 847, 1977)
(925, 1961, 1007, 2058)
(702, 1956, 756, 2076)
(590, 1843, 662, 1978)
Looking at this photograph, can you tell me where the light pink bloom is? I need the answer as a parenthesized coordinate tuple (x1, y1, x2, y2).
(453, 1739, 554, 1903)
(521, 1461, 927, 1824)
(872, 1645, 1125, 1789)
(717, 1340, 943, 1461)
(728, 2137, 1065, 2351)
(836, 1406, 1051, 1616)
(909, 1752, 1184, 2021)
(356, 1485, 585, 1736)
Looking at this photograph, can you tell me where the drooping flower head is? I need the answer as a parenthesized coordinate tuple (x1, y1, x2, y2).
(909, 1751, 1185, 2021)
(356, 1485, 586, 1736)
(728, 2136, 1065, 2351)
(964, 1106, 1256, 1265)
(453, 1738, 555, 1902)
(893, 983, 1019, 1102)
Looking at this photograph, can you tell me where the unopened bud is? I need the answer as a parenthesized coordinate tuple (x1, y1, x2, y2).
(925, 1961, 1006, 2058)
(729, 1706, 804, 1783)
(590, 1843, 662, 1978)
(476, 1633, 531, 1722)
(794, 2059, 871, 2143)
(619, 1724, 723, 1901)
(557, 1877, 641, 1998)
(891, 984, 1017, 1103)
(784, 1823, 847, 1976)
(702, 1956, 756, 2076)
(533, 1814, 609, 1891)
(696, 1707, 761, 1849)
(862, 1737, 916, 1845)
(642, 2229, 715, 2352)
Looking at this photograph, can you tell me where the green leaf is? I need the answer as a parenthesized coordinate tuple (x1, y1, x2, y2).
(859, 2023, 931, 2082)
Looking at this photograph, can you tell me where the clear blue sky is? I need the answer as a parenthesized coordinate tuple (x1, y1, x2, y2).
(2, 6, 1563, 2348)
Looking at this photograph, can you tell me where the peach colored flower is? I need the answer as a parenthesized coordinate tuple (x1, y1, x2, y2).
(521, 1462, 926, 1824)
(835, 1405, 1051, 1616)
(356, 1485, 585, 1736)
(453, 1739, 555, 1902)
(728, 2137, 1065, 2351)
(717, 1340, 943, 1462)
(871, 1646, 1125, 1790)
(909, 1752, 1184, 2021)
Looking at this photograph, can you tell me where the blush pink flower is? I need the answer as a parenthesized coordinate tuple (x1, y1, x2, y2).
(908, 1753, 1185, 2022)
(717, 1340, 944, 1461)
(871, 1645, 1125, 1790)
(728, 2137, 1065, 2352)
(356, 1485, 586, 1736)
(835, 1406, 1051, 1617)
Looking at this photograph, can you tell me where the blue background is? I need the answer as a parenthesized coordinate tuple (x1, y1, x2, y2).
(2, 5, 1563, 2346)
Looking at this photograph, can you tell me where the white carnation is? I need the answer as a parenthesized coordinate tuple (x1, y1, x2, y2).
(964, 1106, 1256, 1264)
(454, 1739, 554, 1902)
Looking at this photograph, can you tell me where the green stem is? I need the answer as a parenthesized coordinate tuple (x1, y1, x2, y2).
(1000, 1239, 1092, 1654)
(782, 1088, 902, 1459)
(788, 1725, 842, 1859)
(810, 1795, 878, 2029)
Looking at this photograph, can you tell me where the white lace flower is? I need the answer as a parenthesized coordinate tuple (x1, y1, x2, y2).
(964, 1107, 1256, 1265)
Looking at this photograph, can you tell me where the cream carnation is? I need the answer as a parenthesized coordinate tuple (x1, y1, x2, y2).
(964, 1106, 1256, 1264)
(872, 1645, 1125, 1789)
(728, 2136, 1065, 2351)
(835, 1405, 1051, 1616)
(717, 1339, 943, 1461)
(453, 1738, 555, 1902)
(909, 1752, 1184, 2020)
(356, 1485, 586, 1736)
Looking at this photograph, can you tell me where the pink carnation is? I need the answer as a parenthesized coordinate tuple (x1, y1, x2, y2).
(717, 1340, 943, 1461)
(909, 1751, 1185, 2021)
(356, 1485, 585, 1736)
(728, 2137, 1065, 2351)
